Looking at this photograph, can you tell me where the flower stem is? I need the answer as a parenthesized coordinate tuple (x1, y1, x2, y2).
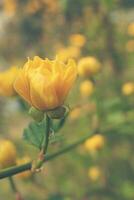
(8, 176, 23, 200)
(32, 115, 51, 171)
(0, 133, 92, 179)
(42, 114, 51, 155)
(9, 177, 17, 193)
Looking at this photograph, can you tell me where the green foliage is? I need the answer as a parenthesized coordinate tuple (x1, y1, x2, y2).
(23, 120, 46, 149)
(23, 116, 66, 149)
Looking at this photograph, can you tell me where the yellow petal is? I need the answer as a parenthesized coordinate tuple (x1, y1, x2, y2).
(30, 74, 47, 110)
(14, 69, 31, 104)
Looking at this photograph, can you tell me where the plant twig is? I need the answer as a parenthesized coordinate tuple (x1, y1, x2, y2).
(42, 114, 51, 155)
(8, 176, 23, 200)
(0, 133, 92, 179)
(32, 115, 51, 171)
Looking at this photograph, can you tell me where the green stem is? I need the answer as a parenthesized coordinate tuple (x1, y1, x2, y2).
(0, 133, 92, 179)
(42, 114, 51, 155)
(8, 177, 17, 193)
(8, 177, 23, 200)
(33, 115, 51, 169)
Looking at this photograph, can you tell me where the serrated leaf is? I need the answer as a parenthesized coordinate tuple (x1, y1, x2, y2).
(23, 120, 46, 149)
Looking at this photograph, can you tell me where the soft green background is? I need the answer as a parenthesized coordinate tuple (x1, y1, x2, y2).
(0, 0, 134, 199)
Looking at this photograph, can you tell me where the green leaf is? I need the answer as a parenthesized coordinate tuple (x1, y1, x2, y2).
(23, 120, 46, 149)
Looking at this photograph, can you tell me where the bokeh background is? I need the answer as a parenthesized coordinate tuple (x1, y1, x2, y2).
(0, 0, 134, 199)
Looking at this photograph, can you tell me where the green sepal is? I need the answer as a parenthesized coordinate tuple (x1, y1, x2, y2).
(47, 106, 67, 119)
(29, 107, 44, 122)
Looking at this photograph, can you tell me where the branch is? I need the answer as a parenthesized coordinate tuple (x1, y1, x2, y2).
(8, 177, 23, 200)
(0, 133, 92, 180)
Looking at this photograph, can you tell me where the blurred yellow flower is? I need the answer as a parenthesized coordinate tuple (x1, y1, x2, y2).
(127, 23, 134, 36)
(26, 0, 41, 14)
(78, 56, 101, 77)
(122, 82, 134, 96)
(80, 80, 94, 97)
(69, 34, 86, 47)
(57, 46, 80, 62)
(3, 0, 17, 15)
(14, 56, 77, 111)
(16, 156, 32, 179)
(88, 166, 101, 181)
(0, 66, 19, 97)
(42, 0, 59, 13)
(126, 40, 134, 52)
(69, 107, 81, 120)
(84, 134, 105, 153)
(0, 140, 16, 168)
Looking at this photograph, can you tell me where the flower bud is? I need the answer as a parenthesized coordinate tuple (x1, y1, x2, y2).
(47, 106, 67, 119)
(127, 23, 134, 36)
(122, 82, 134, 96)
(0, 140, 16, 168)
(88, 166, 101, 181)
(84, 134, 105, 154)
(78, 56, 101, 77)
(57, 47, 80, 62)
(69, 34, 86, 47)
(80, 80, 94, 97)
(29, 107, 44, 122)
(0, 66, 19, 96)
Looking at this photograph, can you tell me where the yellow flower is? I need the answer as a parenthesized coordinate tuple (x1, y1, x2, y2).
(69, 34, 86, 47)
(127, 23, 134, 36)
(14, 56, 77, 111)
(3, 0, 17, 15)
(80, 80, 94, 97)
(42, 0, 59, 13)
(0, 66, 19, 97)
(57, 46, 80, 62)
(0, 140, 16, 168)
(16, 156, 32, 179)
(78, 56, 101, 77)
(122, 82, 134, 95)
(84, 134, 105, 153)
(69, 107, 81, 120)
(26, 0, 42, 14)
(126, 40, 134, 52)
(88, 166, 101, 181)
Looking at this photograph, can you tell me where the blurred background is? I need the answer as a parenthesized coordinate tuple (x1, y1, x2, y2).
(0, 0, 134, 199)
